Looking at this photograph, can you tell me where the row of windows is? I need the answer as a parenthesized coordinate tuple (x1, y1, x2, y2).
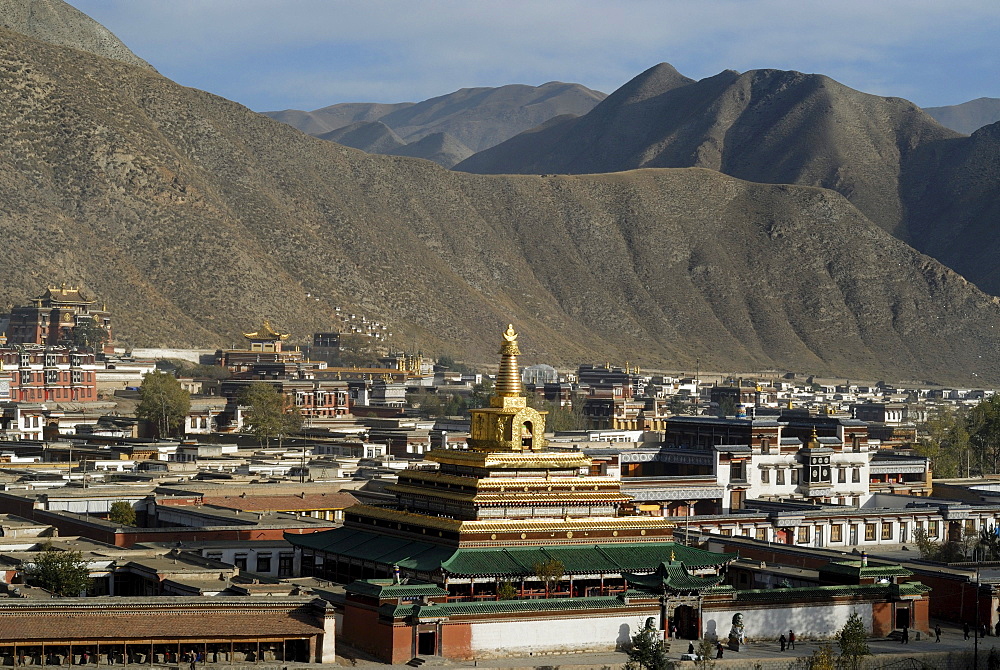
(759, 467, 862, 485)
(758, 435, 865, 453)
(18, 370, 89, 384)
(206, 551, 295, 577)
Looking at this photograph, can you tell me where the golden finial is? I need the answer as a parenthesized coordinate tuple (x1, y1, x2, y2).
(670, 550, 676, 562)
(503, 323, 517, 342)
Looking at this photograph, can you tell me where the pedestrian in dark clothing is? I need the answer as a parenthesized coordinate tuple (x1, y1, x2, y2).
(716, 642, 723, 659)
(935, 624, 942, 642)
(982, 623, 989, 639)
(671, 625, 678, 639)
(687, 642, 695, 655)
(902, 626, 909, 644)
(789, 629, 796, 649)
(779, 634, 786, 652)
(965, 622, 971, 640)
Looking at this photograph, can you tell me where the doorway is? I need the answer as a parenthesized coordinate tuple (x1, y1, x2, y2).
(895, 607, 910, 630)
(673, 605, 698, 639)
(417, 631, 436, 656)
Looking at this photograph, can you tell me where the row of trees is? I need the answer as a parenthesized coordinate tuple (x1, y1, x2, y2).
(916, 397, 1000, 478)
(136, 371, 301, 445)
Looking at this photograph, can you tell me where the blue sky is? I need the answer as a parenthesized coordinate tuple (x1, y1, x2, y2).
(67, 0, 1000, 113)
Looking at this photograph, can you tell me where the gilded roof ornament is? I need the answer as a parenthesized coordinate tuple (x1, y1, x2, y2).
(243, 318, 290, 341)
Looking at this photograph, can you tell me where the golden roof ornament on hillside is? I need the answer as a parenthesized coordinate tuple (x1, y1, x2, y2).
(243, 318, 289, 341)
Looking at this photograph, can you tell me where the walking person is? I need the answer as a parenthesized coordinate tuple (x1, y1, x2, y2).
(965, 622, 971, 640)
(779, 633, 786, 652)
(902, 626, 909, 644)
(935, 624, 941, 642)
(789, 629, 796, 649)
(716, 642, 723, 659)
(687, 642, 695, 655)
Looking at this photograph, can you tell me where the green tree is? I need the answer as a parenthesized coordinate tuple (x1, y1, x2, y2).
(337, 333, 381, 367)
(136, 371, 191, 438)
(914, 526, 941, 560)
(108, 501, 136, 526)
(806, 643, 836, 670)
(24, 544, 92, 596)
(238, 382, 303, 446)
(70, 318, 109, 352)
(497, 581, 517, 600)
(624, 618, 668, 670)
(174, 362, 232, 380)
(532, 558, 564, 598)
(716, 396, 738, 418)
(968, 397, 1000, 475)
(838, 611, 870, 670)
(915, 406, 969, 478)
(469, 377, 495, 409)
(693, 638, 716, 670)
(527, 397, 587, 432)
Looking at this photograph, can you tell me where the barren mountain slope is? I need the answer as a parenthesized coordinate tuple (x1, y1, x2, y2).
(925, 98, 1000, 135)
(457, 64, 960, 240)
(901, 121, 1000, 295)
(265, 82, 607, 157)
(0, 0, 152, 70)
(2, 29, 999, 384)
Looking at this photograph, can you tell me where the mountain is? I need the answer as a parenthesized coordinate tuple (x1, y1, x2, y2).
(316, 121, 408, 154)
(457, 64, 1000, 296)
(0, 0, 153, 70)
(264, 82, 607, 166)
(316, 122, 474, 168)
(2, 23, 1000, 384)
(925, 98, 1000, 135)
(265, 102, 414, 136)
(387, 132, 473, 169)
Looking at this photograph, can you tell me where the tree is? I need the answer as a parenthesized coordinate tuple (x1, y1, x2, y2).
(497, 581, 517, 600)
(805, 643, 836, 670)
(136, 371, 191, 438)
(532, 558, 564, 598)
(716, 396, 738, 419)
(978, 525, 1000, 561)
(914, 526, 941, 560)
(968, 397, 1000, 475)
(108, 501, 136, 526)
(239, 382, 303, 446)
(838, 611, 870, 670)
(693, 638, 716, 670)
(469, 377, 495, 409)
(623, 618, 669, 670)
(527, 397, 588, 432)
(70, 318, 109, 352)
(916, 406, 969, 478)
(23, 544, 92, 596)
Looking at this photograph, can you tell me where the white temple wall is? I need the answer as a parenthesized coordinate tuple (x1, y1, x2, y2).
(705, 602, 873, 640)
(469, 613, 654, 656)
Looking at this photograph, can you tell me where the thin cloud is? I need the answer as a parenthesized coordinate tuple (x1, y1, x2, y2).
(67, 0, 1000, 110)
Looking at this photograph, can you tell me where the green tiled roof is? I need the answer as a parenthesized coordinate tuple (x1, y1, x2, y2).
(382, 595, 635, 619)
(289, 528, 737, 578)
(286, 527, 453, 572)
(734, 581, 930, 604)
(819, 560, 913, 579)
(623, 562, 727, 593)
(441, 542, 736, 578)
(346, 579, 449, 599)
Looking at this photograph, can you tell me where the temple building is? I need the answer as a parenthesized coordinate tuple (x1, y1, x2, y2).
(5, 286, 112, 354)
(290, 326, 738, 660)
(215, 320, 304, 373)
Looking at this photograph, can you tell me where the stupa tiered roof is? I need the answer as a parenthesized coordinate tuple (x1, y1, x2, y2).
(289, 325, 736, 591)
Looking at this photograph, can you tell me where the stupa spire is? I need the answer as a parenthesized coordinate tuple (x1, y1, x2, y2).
(493, 324, 523, 403)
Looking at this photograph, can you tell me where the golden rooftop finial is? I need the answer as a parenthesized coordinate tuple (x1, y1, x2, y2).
(494, 324, 523, 400)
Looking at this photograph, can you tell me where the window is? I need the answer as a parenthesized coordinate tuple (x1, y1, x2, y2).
(839, 468, 846, 483)
(760, 469, 770, 484)
(760, 438, 770, 454)
(742, 527, 751, 537)
(256, 553, 272, 573)
(881, 522, 893, 540)
(831, 524, 843, 542)
(928, 520, 939, 538)
(966, 519, 977, 534)
(206, 552, 223, 563)
(776, 469, 785, 485)
(720, 529, 732, 537)
(865, 524, 876, 541)
(72, 370, 82, 383)
(278, 553, 294, 577)
(899, 522, 908, 544)
(756, 528, 768, 541)
(852, 468, 861, 483)
(852, 497, 861, 507)
(791, 469, 799, 485)
(730, 461, 746, 482)
(797, 526, 811, 543)
(852, 435, 861, 452)
(234, 553, 248, 570)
